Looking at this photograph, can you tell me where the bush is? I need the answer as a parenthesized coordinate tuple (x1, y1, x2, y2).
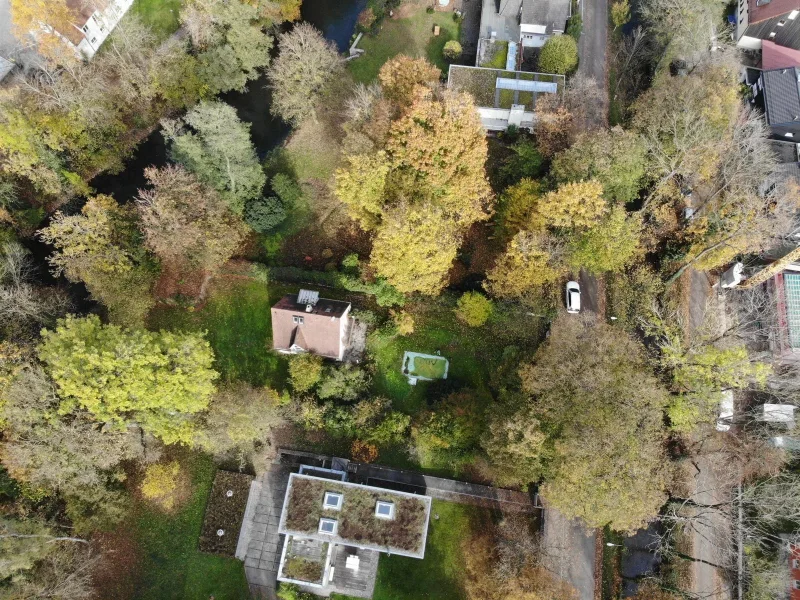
(443, 40, 463, 61)
(140, 461, 182, 511)
(455, 292, 494, 327)
(289, 353, 324, 393)
(566, 13, 583, 41)
(317, 364, 371, 401)
(245, 196, 286, 233)
(277, 584, 317, 600)
(357, 7, 377, 30)
(391, 310, 415, 335)
(538, 35, 578, 74)
(271, 173, 303, 207)
(351, 440, 379, 463)
(426, 6, 434, 13)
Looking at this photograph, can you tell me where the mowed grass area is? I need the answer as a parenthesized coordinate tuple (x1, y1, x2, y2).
(130, 0, 183, 40)
(332, 500, 481, 600)
(348, 9, 461, 83)
(130, 453, 250, 600)
(149, 279, 288, 388)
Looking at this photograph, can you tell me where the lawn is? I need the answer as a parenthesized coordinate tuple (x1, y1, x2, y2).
(149, 279, 288, 388)
(129, 453, 251, 600)
(332, 500, 481, 600)
(348, 9, 461, 83)
(130, 0, 183, 40)
(371, 500, 479, 600)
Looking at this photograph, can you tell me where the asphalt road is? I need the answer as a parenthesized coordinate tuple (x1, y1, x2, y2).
(541, 508, 597, 600)
(577, 0, 609, 126)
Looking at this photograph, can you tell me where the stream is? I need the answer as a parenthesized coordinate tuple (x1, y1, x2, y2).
(91, 0, 367, 201)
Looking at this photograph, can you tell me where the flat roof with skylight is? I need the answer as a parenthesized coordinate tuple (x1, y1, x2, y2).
(277, 473, 432, 559)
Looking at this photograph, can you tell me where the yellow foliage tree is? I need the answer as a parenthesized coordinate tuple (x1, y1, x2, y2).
(140, 461, 183, 511)
(391, 310, 415, 336)
(386, 89, 493, 227)
(486, 231, 564, 299)
(498, 178, 543, 234)
(378, 56, 440, 108)
(9, 0, 78, 63)
(531, 179, 607, 230)
(370, 203, 461, 295)
(334, 151, 391, 230)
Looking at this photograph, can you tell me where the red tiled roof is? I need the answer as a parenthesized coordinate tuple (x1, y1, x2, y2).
(763, 40, 800, 69)
(749, 0, 800, 24)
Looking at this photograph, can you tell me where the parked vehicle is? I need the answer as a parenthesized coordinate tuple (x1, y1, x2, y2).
(566, 281, 581, 314)
(716, 390, 734, 432)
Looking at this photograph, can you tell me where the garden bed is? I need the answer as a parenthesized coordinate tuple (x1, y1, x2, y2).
(199, 470, 254, 556)
(281, 474, 431, 556)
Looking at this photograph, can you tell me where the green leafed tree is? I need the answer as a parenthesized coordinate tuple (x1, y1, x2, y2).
(537, 35, 578, 75)
(183, 0, 274, 94)
(39, 195, 157, 327)
(268, 23, 343, 124)
(163, 100, 266, 215)
(487, 315, 670, 531)
(551, 129, 648, 204)
(37, 315, 218, 445)
(566, 206, 643, 274)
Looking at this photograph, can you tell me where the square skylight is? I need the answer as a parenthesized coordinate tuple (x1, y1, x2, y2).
(375, 501, 395, 520)
(318, 518, 338, 535)
(323, 491, 342, 510)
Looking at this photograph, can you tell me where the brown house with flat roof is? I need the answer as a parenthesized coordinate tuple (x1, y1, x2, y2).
(271, 289, 352, 360)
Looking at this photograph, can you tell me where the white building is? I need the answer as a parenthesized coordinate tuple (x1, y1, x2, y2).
(53, 0, 135, 60)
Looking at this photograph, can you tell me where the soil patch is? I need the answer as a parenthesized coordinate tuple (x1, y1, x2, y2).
(91, 529, 142, 600)
(153, 259, 208, 300)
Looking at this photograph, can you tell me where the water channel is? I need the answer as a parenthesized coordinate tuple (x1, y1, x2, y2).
(91, 0, 367, 200)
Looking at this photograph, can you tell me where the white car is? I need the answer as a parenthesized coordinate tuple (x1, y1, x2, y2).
(566, 281, 581, 314)
(715, 390, 734, 432)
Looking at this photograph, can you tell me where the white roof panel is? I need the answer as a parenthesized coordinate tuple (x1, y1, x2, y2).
(495, 77, 559, 94)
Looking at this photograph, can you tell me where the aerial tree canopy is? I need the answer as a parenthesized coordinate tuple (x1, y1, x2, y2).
(163, 100, 266, 215)
(37, 315, 219, 445)
(551, 129, 648, 204)
(370, 203, 461, 295)
(486, 315, 669, 531)
(267, 23, 343, 124)
(136, 166, 248, 273)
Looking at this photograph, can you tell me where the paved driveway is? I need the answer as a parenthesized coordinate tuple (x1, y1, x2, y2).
(577, 0, 609, 127)
(541, 508, 597, 600)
